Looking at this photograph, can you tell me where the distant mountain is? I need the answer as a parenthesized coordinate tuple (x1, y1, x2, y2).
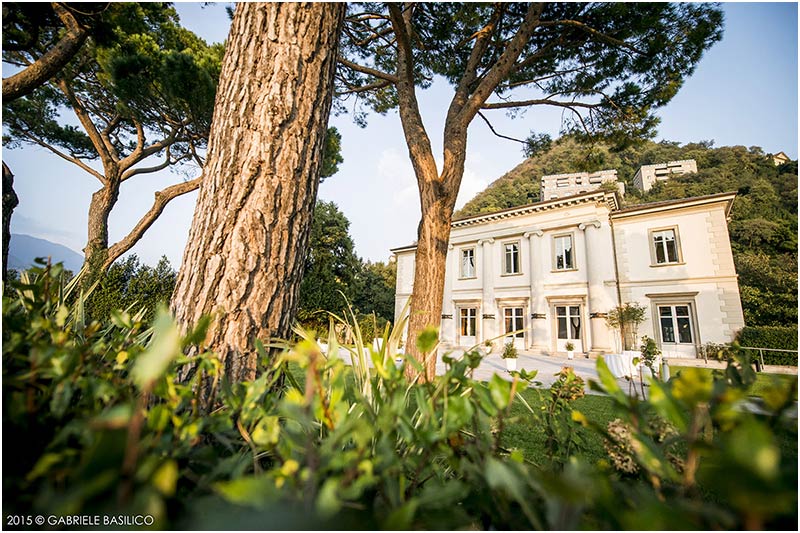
(7, 234, 84, 273)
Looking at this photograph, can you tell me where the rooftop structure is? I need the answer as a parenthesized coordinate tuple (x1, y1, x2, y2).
(539, 169, 623, 201)
(633, 159, 698, 192)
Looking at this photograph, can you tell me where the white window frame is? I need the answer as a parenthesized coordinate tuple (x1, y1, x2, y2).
(555, 304, 582, 340)
(649, 226, 683, 266)
(502, 240, 521, 275)
(459, 307, 477, 338)
(553, 233, 575, 271)
(503, 307, 525, 339)
(459, 247, 476, 279)
(657, 304, 695, 345)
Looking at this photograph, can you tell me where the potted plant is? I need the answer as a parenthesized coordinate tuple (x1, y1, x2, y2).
(502, 342, 518, 371)
(565, 341, 575, 360)
(483, 339, 494, 354)
(606, 302, 647, 356)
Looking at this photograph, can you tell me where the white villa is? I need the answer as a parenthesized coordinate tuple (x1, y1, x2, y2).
(391, 190, 745, 360)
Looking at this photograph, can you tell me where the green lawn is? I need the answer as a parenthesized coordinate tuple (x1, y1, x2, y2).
(502, 389, 618, 466)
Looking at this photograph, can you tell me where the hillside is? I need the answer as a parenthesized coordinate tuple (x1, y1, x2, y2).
(7, 234, 84, 273)
(456, 138, 798, 328)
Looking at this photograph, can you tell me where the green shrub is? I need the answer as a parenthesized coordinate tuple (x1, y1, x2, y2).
(85, 254, 176, 323)
(737, 326, 798, 365)
(3, 264, 797, 530)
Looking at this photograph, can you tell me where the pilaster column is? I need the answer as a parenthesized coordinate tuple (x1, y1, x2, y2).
(441, 244, 455, 345)
(478, 238, 495, 342)
(579, 220, 611, 353)
(524, 229, 546, 351)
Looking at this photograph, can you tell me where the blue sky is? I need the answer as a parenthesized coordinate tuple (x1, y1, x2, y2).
(4, 2, 798, 266)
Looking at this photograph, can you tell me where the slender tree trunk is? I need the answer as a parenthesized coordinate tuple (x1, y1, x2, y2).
(170, 2, 344, 390)
(84, 179, 119, 277)
(406, 192, 454, 379)
(403, 129, 468, 381)
(2, 162, 19, 282)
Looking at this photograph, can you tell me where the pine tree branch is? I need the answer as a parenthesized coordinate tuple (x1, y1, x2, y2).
(56, 77, 117, 171)
(19, 130, 105, 182)
(103, 175, 202, 269)
(481, 98, 602, 110)
(459, 3, 545, 125)
(2, 3, 89, 102)
(337, 57, 399, 84)
(476, 111, 528, 145)
(538, 19, 645, 55)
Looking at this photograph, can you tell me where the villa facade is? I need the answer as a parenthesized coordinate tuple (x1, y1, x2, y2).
(392, 190, 745, 359)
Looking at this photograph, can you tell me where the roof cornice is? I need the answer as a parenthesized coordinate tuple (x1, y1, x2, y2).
(611, 191, 737, 219)
(451, 190, 618, 229)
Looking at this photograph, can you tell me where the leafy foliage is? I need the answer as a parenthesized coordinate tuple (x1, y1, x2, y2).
(737, 326, 799, 366)
(84, 254, 176, 324)
(3, 3, 224, 274)
(2, 264, 797, 529)
(298, 201, 396, 338)
(298, 201, 360, 329)
(338, 3, 722, 147)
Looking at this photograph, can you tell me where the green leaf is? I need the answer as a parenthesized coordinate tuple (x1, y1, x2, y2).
(131, 306, 181, 390)
(214, 476, 278, 508)
(488, 374, 512, 410)
(593, 357, 627, 404)
(316, 478, 342, 519)
(26, 453, 64, 482)
(152, 460, 178, 496)
(485, 457, 524, 501)
(251, 416, 281, 447)
(648, 379, 689, 432)
(416, 326, 439, 354)
(383, 498, 419, 530)
(445, 394, 474, 431)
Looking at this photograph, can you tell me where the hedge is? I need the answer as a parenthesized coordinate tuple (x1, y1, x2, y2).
(737, 326, 798, 366)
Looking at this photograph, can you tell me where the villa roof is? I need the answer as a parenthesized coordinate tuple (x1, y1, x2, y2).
(611, 191, 737, 219)
(450, 190, 619, 227)
(389, 190, 737, 253)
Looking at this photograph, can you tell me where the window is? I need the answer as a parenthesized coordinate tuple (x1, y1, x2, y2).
(652, 228, 680, 264)
(554, 234, 574, 270)
(503, 242, 520, 274)
(460, 308, 476, 337)
(504, 307, 524, 338)
(556, 306, 581, 340)
(460, 248, 475, 278)
(659, 305, 693, 344)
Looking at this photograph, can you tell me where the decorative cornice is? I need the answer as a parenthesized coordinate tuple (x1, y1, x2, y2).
(451, 191, 617, 229)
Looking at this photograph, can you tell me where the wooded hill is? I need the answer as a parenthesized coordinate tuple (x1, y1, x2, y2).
(456, 137, 798, 328)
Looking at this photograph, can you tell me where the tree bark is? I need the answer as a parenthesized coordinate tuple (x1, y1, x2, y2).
(2, 162, 19, 282)
(170, 2, 344, 389)
(84, 179, 119, 276)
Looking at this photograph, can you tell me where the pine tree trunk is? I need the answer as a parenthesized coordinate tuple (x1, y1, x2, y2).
(405, 196, 453, 380)
(84, 181, 119, 278)
(170, 2, 344, 388)
(2, 162, 19, 282)
(403, 128, 467, 381)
